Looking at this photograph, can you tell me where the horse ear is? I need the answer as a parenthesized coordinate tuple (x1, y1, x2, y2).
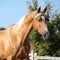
(42, 5, 49, 13)
(37, 6, 41, 13)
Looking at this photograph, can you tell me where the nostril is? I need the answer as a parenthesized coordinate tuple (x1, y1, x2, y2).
(42, 32, 49, 39)
(44, 32, 49, 37)
(44, 33, 46, 37)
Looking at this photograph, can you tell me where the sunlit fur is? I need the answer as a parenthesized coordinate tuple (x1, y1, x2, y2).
(0, 9, 49, 60)
(33, 13, 48, 35)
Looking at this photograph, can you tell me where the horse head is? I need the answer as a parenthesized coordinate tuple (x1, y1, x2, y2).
(32, 6, 49, 39)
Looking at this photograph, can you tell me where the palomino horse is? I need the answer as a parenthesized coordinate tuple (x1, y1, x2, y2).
(14, 6, 49, 60)
(0, 6, 49, 60)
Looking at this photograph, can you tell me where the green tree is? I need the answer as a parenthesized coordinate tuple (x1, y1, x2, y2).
(27, 0, 38, 12)
(27, 0, 60, 56)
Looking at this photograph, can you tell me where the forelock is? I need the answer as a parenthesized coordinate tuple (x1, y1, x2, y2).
(34, 12, 45, 20)
(34, 13, 42, 19)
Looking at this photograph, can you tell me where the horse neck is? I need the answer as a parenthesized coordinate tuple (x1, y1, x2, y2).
(14, 11, 38, 40)
(14, 20, 33, 57)
(15, 16, 32, 40)
(22, 22, 33, 45)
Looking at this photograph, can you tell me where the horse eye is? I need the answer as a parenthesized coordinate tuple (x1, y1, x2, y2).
(38, 18, 42, 22)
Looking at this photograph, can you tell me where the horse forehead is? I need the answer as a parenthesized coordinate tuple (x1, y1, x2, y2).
(35, 13, 45, 20)
(35, 13, 42, 18)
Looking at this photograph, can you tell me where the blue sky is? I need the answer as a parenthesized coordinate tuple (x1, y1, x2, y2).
(0, 0, 60, 28)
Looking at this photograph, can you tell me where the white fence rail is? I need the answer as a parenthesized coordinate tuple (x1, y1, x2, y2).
(29, 50, 60, 60)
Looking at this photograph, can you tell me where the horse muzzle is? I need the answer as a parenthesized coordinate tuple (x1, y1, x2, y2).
(42, 31, 49, 39)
